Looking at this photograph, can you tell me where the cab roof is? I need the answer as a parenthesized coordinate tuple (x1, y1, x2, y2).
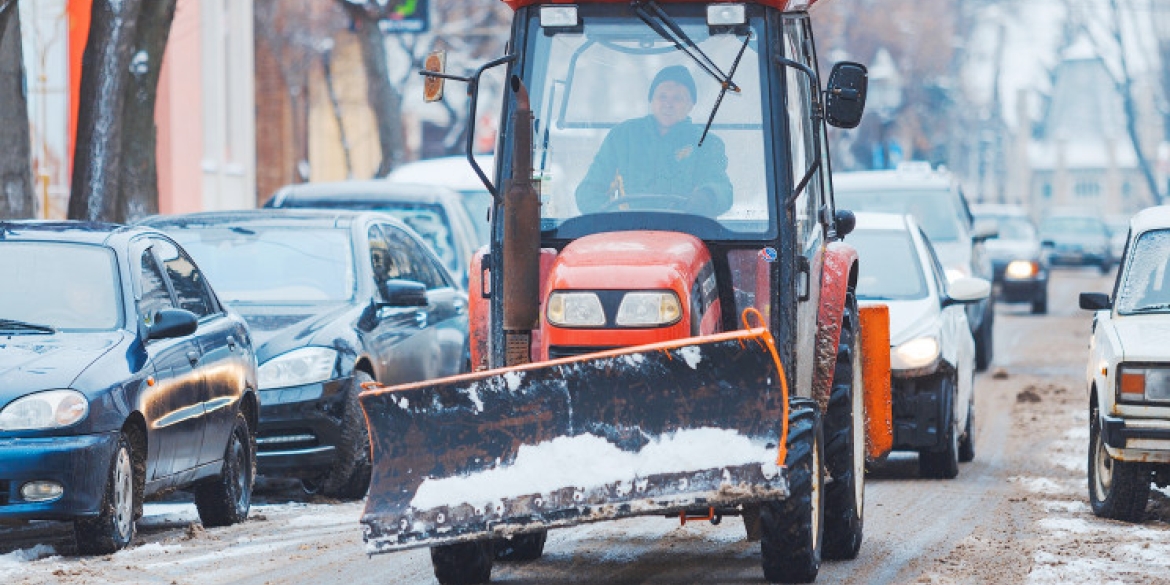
(501, 0, 820, 11)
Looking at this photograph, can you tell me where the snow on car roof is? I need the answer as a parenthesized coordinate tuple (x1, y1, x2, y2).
(834, 162, 955, 191)
(852, 211, 914, 232)
(386, 155, 495, 193)
(1127, 205, 1170, 236)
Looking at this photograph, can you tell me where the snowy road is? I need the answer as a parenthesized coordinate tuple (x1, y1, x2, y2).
(3, 268, 1170, 584)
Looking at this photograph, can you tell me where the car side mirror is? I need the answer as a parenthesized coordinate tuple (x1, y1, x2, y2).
(942, 277, 991, 307)
(147, 308, 198, 341)
(381, 279, 429, 307)
(834, 209, 856, 238)
(825, 62, 867, 129)
(1079, 292, 1111, 311)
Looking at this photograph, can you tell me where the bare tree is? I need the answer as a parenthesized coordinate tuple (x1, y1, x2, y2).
(0, 0, 36, 219)
(339, 1, 405, 176)
(119, 0, 178, 221)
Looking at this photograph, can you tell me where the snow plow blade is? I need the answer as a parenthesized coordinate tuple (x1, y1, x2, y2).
(359, 327, 790, 554)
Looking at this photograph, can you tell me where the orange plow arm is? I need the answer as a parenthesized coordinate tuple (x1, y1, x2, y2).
(860, 305, 893, 462)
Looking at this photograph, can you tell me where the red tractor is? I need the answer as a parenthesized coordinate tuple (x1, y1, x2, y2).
(360, 1, 892, 583)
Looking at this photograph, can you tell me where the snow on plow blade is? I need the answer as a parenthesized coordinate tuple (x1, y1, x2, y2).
(359, 328, 790, 554)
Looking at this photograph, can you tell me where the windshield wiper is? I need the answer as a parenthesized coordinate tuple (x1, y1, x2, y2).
(632, 1, 749, 146)
(0, 318, 56, 334)
(1130, 303, 1170, 313)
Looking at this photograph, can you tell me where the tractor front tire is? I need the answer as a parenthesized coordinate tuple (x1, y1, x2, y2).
(431, 540, 495, 585)
(822, 291, 865, 560)
(759, 398, 824, 584)
(495, 530, 547, 562)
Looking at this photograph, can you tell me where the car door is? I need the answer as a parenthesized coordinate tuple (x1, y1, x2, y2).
(133, 239, 206, 480)
(363, 223, 433, 384)
(152, 237, 245, 467)
(384, 221, 470, 377)
(923, 233, 974, 426)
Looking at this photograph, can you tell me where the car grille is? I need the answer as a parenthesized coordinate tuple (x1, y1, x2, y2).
(548, 346, 620, 360)
(0, 480, 9, 506)
(256, 430, 319, 452)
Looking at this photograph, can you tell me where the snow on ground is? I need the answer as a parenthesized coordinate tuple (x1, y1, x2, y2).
(0, 545, 56, 581)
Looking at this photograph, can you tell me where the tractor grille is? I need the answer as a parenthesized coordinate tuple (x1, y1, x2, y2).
(548, 345, 620, 360)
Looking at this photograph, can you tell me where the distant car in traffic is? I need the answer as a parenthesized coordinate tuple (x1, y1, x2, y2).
(140, 210, 469, 499)
(0, 221, 258, 554)
(1039, 211, 1113, 273)
(386, 154, 495, 245)
(265, 180, 481, 287)
(851, 212, 989, 478)
(834, 162, 998, 371)
(1080, 206, 1170, 522)
(1106, 213, 1131, 264)
(971, 204, 1049, 314)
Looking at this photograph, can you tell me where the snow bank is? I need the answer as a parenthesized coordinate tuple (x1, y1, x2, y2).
(0, 545, 56, 579)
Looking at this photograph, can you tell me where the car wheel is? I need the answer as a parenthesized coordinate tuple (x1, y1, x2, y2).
(321, 371, 374, 500)
(1031, 291, 1048, 315)
(1088, 406, 1150, 522)
(194, 412, 255, 527)
(919, 374, 960, 479)
(759, 398, 824, 584)
(822, 290, 864, 561)
(1099, 259, 1112, 274)
(958, 396, 975, 463)
(431, 540, 495, 585)
(974, 309, 994, 372)
(75, 429, 141, 555)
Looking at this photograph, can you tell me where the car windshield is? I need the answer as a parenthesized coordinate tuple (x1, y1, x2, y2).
(169, 227, 356, 304)
(1116, 229, 1170, 314)
(834, 189, 963, 243)
(0, 242, 121, 330)
(850, 229, 929, 301)
(1040, 216, 1107, 237)
(983, 216, 1035, 241)
(523, 6, 773, 240)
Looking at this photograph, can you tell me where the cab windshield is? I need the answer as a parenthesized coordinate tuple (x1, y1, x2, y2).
(523, 5, 772, 240)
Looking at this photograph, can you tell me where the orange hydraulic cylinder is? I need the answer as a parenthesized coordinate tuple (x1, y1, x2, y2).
(859, 304, 893, 462)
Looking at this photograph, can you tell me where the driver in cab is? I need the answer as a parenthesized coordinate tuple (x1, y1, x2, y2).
(575, 65, 733, 217)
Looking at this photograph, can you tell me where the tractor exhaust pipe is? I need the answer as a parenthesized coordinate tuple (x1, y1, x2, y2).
(502, 75, 541, 365)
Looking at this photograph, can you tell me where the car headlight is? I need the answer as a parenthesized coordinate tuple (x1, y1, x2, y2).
(0, 390, 89, 431)
(258, 347, 338, 389)
(547, 292, 606, 327)
(891, 336, 940, 372)
(615, 291, 682, 327)
(1005, 260, 1039, 280)
(1117, 365, 1170, 403)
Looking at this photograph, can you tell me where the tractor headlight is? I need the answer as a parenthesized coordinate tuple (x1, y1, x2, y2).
(615, 291, 682, 327)
(547, 292, 606, 327)
(1117, 365, 1170, 404)
(258, 347, 338, 389)
(1005, 260, 1039, 280)
(891, 336, 940, 372)
(0, 390, 89, 431)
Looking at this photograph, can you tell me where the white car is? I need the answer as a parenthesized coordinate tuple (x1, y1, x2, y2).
(1080, 205, 1170, 521)
(851, 212, 990, 478)
(386, 155, 495, 246)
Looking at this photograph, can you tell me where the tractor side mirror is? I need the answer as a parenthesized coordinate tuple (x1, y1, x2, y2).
(825, 62, 868, 129)
(835, 209, 856, 238)
(422, 51, 447, 103)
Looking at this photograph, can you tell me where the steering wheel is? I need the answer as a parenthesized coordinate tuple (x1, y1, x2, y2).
(598, 193, 691, 213)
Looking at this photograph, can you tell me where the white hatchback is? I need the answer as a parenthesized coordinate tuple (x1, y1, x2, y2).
(851, 212, 990, 479)
(1080, 205, 1170, 521)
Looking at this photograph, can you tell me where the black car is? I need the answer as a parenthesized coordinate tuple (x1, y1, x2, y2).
(972, 204, 1049, 314)
(140, 210, 469, 499)
(265, 181, 484, 288)
(0, 221, 258, 554)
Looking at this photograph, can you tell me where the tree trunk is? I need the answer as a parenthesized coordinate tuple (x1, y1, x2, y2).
(345, 7, 403, 177)
(68, 0, 145, 222)
(118, 0, 177, 222)
(0, 1, 35, 219)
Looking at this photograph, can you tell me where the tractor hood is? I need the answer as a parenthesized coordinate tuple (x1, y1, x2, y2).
(548, 230, 711, 291)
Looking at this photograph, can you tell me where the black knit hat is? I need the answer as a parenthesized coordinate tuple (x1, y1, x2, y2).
(648, 65, 697, 103)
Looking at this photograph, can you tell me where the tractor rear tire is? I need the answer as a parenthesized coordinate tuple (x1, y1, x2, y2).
(431, 540, 495, 585)
(495, 530, 547, 562)
(759, 398, 824, 584)
(822, 291, 865, 560)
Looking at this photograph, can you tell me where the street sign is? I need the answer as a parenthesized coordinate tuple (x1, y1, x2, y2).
(378, 0, 429, 34)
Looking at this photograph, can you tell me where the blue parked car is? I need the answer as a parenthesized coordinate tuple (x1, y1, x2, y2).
(0, 221, 258, 554)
